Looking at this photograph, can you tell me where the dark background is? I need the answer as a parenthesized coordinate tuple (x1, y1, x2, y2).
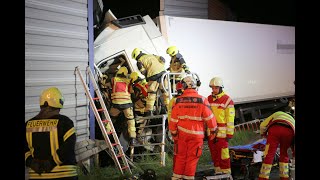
(102, 0, 295, 26)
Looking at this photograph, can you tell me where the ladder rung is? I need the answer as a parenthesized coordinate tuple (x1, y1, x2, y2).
(102, 119, 110, 123)
(117, 154, 124, 158)
(121, 166, 129, 170)
(93, 97, 99, 100)
(97, 108, 103, 111)
(112, 143, 119, 146)
(107, 131, 113, 135)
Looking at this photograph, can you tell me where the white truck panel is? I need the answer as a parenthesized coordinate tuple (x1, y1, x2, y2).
(164, 16, 295, 104)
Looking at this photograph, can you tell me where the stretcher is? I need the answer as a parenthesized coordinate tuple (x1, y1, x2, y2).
(229, 139, 267, 180)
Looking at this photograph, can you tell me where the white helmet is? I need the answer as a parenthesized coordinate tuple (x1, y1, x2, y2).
(209, 77, 224, 88)
(181, 75, 197, 89)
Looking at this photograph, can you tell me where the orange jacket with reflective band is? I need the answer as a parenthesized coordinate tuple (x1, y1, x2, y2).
(111, 77, 132, 105)
(207, 91, 235, 139)
(169, 89, 217, 139)
(260, 111, 295, 136)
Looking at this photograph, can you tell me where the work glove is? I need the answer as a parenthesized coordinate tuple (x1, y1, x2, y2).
(29, 159, 43, 175)
(40, 158, 56, 173)
(171, 132, 178, 141)
(208, 132, 216, 141)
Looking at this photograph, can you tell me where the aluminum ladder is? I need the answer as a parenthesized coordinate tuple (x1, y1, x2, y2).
(75, 66, 132, 175)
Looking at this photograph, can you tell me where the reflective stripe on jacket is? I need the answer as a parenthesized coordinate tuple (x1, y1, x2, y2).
(169, 89, 217, 138)
(111, 77, 132, 105)
(207, 91, 235, 138)
(260, 111, 295, 136)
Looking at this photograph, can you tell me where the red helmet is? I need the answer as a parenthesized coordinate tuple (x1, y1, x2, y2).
(176, 81, 184, 95)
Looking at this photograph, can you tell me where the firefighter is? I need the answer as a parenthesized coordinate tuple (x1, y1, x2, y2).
(129, 71, 151, 141)
(109, 66, 136, 140)
(207, 77, 235, 175)
(129, 71, 149, 117)
(258, 107, 295, 180)
(166, 46, 191, 92)
(169, 75, 217, 180)
(25, 87, 78, 179)
(131, 48, 169, 116)
(167, 81, 184, 123)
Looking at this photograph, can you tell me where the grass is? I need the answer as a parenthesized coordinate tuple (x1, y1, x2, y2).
(78, 130, 261, 179)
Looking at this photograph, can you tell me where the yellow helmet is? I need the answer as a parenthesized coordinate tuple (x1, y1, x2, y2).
(40, 87, 64, 108)
(130, 71, 145, 82)
(166, 46, 178, 57)
(209, 77, 224, 88)
(181, 75, 197, 89)
(130, 71, 139, 82)
(117, 66, 128, 76)
(132, 48, 142, 60)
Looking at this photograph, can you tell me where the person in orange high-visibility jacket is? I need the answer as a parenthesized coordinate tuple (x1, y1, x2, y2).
(169, 75, 217, 180)
(132, 48, 169, 116)
(207, 77, 235, 175)
(109, 66, 136, 139)
(258, 108, 295, 180)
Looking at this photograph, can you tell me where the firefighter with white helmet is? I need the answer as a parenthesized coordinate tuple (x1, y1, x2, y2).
(207, 76, 235, 175)
(109, 66, 137, 140)
(131, 48, 169, 116)
(25, 87, 78, 179)
(169, 75, 217, 180)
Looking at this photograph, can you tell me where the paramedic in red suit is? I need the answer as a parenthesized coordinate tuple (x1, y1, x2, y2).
(258, 107, 295, 180)
(169, 75, 217, 180)
(207, 77, 235, 175)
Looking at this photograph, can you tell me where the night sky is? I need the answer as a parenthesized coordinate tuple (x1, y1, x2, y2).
(102, 0, 295, 26)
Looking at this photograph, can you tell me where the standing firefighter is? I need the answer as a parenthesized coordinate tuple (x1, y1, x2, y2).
(109, 66, 136, 140)
(258, 107, 295, 180)
(207, 77, 235, 175)
(169, 75, 217, 180)
(25, 87, 78, 179)
(131, 48, 169, 116)
(166, 46, 191, 91)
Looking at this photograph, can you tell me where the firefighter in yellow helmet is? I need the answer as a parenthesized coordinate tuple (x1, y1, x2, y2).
(25, 87, 78, 179)
(207, 77, 235, 175)
(129, 71, 149, 117)
(131, 48, 169, 116)
(166, 46, 191, 91)
(109, 66, 137, 140)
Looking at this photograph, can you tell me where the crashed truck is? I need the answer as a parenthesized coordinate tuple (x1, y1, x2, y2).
(93, 11, 295, 162)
